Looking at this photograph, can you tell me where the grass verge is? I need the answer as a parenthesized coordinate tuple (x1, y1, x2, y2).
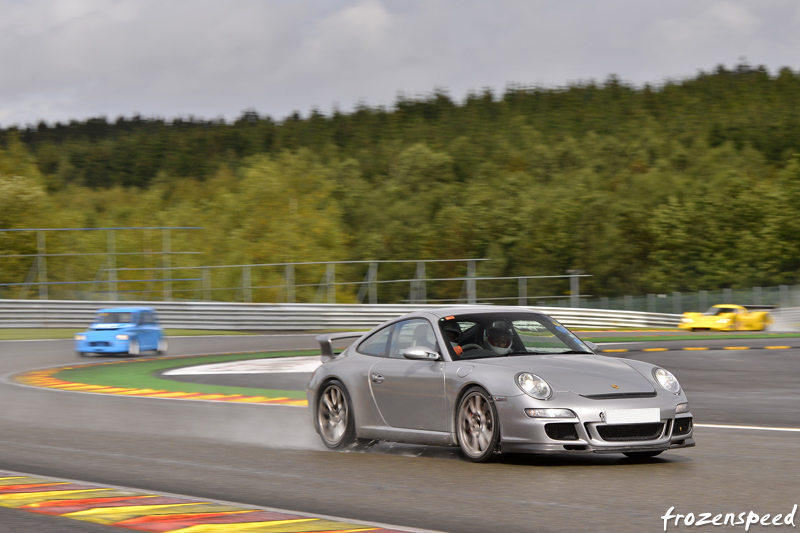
(48, 350, 316, 399)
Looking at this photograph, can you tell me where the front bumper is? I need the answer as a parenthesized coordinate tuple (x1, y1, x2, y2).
(495, 393, 695, 454)
(75, 336, 131, 354)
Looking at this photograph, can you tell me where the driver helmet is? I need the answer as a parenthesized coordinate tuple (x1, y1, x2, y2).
(484, 324, 513, 355)
(442, 321, 461, 345)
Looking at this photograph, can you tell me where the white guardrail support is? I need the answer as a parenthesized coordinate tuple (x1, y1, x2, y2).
(0, 299, 682, 331)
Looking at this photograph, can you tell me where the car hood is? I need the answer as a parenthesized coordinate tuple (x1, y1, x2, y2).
(474, 354, 656, 396)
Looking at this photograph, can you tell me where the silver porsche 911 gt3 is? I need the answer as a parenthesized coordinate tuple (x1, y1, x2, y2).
(307, 306, 694, 462)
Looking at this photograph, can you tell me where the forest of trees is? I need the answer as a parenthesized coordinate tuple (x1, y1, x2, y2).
(2, 62, 800, 303)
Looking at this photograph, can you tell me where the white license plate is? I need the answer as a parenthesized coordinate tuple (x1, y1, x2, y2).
(605, 408, 660, 425)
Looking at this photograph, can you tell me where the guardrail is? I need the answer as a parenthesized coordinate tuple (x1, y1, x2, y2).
(0, 299, 682, 331)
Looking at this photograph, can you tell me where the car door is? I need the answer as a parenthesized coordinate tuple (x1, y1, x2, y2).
(368, 319, 448, 432)
(137, 311, 155, 350)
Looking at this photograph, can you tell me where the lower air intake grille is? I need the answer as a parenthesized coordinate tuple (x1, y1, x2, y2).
(596, 422, 665, 442)
(673, 417, 693, 436)
(545, 423, 579, 441)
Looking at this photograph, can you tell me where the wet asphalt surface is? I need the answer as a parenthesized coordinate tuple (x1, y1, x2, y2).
(1, 333, 800, 533)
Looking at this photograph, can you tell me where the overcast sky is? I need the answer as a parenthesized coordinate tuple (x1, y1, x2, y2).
(1, 0, 799, 128)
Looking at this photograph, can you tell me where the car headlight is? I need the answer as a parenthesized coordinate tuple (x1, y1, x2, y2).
(516, 372, 552, 400)
(116, 334, 130, 341)
(653, 367, 681, 394)
(681, 318, 693, 323)
(676, 402, 690, 414)
(74, 334, 86, 341)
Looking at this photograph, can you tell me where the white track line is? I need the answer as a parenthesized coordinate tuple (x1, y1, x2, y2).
(696, 423, 800, 433)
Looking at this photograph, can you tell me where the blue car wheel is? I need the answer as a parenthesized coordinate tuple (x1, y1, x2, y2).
(128, 339, 140, 356)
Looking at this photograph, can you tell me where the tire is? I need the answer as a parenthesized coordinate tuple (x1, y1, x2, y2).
(157, 338, 168, 355)
(456, 387, 500, 463)
(76, 351, 88, 357)
(128, 339, 140, 356)
(316, 380, 355, 449)
(623, 450, 664, 459)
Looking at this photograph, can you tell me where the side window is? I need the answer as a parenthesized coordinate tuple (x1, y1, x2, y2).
(358, 326, 393, 357)
(141, 312, 152, 325)
(389, 319, 437, 359)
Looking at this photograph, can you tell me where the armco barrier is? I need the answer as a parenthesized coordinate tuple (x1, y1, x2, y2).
(0, 299, 681, 331)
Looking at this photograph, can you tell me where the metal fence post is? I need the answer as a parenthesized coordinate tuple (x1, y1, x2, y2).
(162, 229, 171, 301)
(566, 270, 582, 308)
(518, 277, 527, 306)
(285, 264, 295, 303)
(780, 285, 790, 308)
(369, 262, 377, 304)
(699, 290, 708, 310)
(673, 291, 682, 314)
(327, 263, 335, 303)
(723, 287, 732, 303)
(466, 260, 476, 304)
(243, 266, 252, 303)
(107, 230, 117, 301)
(37, 230, 48, 300)
(203, 267, 211, 301)
(416, 262, 426, 304)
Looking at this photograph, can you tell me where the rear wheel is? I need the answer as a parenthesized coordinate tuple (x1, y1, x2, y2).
(456, 387, 499, 463)
(316, 380, 355, 449)
(157, 338, 168, 355)
(128, 339, 140, 356)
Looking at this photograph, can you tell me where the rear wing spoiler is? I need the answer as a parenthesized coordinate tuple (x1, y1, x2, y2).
(316, 332, 365, 362)
(742, 305, 777, 310)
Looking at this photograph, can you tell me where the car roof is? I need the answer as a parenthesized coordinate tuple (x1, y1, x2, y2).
(405, 306, 550, 320)
(96, 306, 155, 313)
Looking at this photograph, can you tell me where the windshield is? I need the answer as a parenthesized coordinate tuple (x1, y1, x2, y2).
(703, 306, 738, 315)
(94, 312, 134, 324)
(439, 312, 592, 360)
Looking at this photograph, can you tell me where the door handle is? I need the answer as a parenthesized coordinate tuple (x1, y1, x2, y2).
(370, 373, 385, 384)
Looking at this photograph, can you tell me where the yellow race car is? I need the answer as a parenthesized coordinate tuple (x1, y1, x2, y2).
(679, 304, 774, 332)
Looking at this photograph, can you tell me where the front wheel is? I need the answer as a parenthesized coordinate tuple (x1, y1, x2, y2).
(127, 339, 140, 356)
(316, 380, 355, 449)
(157, 338, 168, 355)
(456, 387, 500, 462)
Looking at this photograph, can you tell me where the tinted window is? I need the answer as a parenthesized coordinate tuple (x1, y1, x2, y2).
(358, 326, 392, 357)
(388, 319, 437, 358)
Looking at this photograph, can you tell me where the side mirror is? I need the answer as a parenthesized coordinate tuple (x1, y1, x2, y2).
(403, 346, 440, 360)
(585, 341, 598, 352)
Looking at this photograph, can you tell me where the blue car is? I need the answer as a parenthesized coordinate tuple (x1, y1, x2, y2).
(74, 306, 167, 357)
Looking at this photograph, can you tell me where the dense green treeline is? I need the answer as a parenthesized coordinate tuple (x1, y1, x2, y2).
(2, 62, 800, 303)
